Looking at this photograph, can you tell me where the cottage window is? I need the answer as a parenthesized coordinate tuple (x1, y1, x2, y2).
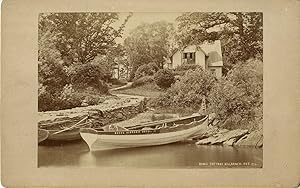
(190, 53, 193, 58)
(183, 53, 188, 59)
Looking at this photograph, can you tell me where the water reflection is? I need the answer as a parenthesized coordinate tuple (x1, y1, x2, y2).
(38, 140, 262, 168)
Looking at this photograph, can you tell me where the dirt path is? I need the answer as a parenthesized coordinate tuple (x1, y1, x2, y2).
(109, 82, 133, 91)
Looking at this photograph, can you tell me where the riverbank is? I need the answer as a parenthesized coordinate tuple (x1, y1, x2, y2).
(38, 88, 263, 148)
(109, 110, 263, 148)
(192, 125, 263, 148)
(111, 83, 163, 98)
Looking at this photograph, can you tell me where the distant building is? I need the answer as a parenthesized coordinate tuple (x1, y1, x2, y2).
(165, 40, 223, 78)
(112, 63, 130, 80)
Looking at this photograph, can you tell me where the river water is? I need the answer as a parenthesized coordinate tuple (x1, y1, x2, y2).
(38, 140, 262, 168)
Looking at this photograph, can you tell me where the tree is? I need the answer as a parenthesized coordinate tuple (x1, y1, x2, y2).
(124, 21, 175, 80)
(38, 24, 68, 96)
(39, 12, 132, 65)
(176, 12, 263, 74)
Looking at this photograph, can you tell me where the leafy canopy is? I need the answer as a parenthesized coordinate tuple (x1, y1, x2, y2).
(124, 21, 175, 80)
(39, 12, 132, 64)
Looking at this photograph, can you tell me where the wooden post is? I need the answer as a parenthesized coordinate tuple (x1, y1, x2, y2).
(199, 96, 207, 115)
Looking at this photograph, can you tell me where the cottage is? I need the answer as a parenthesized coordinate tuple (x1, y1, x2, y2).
(166, 40, 223, 78)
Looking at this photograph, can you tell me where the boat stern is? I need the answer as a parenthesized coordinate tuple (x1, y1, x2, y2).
(80, 128, 99, 151)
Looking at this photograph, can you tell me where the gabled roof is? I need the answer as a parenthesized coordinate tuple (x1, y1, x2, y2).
(171, 40, 223, 67)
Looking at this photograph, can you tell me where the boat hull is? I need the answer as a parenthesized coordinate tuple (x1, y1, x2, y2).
(47, 128, 81, 141)
(38, 129, 49, 143)
(38, 118, 91, 142)
(80, 115, 208, 151)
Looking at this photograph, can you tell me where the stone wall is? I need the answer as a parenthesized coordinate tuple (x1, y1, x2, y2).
(38, 94, 146, 128)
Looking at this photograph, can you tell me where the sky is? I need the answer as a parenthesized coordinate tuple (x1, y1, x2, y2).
(114, 12, 182, 43)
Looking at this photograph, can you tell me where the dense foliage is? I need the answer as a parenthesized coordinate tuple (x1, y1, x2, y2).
(208, 59, 263, 130)
(38, 12, 131, 111)
(67, 63, 109, 93)
(152, 67, 216, 108)
(134, 63, 159, 80)
(174, 64, 202, 76)
(151, 59, 263, 130)
(38, 83, 105, 111)
(153, 69, 176, 89)
(124, 21, 176, 80)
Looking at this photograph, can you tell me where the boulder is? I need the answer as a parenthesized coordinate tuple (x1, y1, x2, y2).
(195, 129, 249, 145)
(116, 112, 125, 120)
(191, 126, 218, 140)
(196, 137, 216, 145)
(215, 129, 248, 143)
(224, 138, 238, 146)
(235, 129, 263, 147)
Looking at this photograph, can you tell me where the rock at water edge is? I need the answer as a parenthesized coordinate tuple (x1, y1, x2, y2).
(235, 129, 263, 147)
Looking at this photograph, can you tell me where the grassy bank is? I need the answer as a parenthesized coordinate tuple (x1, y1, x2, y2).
(111, 83, 163, 98)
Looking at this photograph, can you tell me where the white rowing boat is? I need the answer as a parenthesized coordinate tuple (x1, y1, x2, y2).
(80, 114, 208, 151)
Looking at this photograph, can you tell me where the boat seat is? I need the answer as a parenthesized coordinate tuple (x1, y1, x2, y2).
(171, 124, 180, 128)
(141, 127, 154, 131)
(105, 125, 129, 132)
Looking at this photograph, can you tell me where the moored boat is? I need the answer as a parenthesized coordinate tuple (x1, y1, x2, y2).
(80, 114, 208, 151)
(38, 129, 49, 143)
(39, 116, 91, 142)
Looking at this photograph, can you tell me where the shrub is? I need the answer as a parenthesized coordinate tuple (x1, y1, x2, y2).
(174, 64, 202, 76)
(132, 76, 154, 87)
(154, 69, 175, 89)
(67, 63, 109, 94)
(38, 84, 58, 111)
(58, 84, 83, 109)
(134, 63, 159, 80)
(208, 59, 263, 130)
(153, 68, 216, 109)
(39, 84, 85, 111)
(38, 60, 68, 94)
(175, 64, 201, 72)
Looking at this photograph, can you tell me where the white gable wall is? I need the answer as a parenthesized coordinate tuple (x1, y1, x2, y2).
(171, 50, 182, 69)
(195, 50, 206, 69)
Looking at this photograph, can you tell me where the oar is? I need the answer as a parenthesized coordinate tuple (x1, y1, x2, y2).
(52, 116, 89, 135)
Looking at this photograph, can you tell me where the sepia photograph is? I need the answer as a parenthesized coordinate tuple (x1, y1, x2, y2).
(37, 12, 264, 168)
(2, 0, 300, 186)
